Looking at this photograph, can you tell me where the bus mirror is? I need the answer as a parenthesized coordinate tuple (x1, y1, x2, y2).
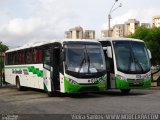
(147, 49, 152, 59)
(106, 46, 112, 58)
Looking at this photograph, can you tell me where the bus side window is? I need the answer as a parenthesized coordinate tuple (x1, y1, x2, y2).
(25, 49, 33, 64)
(8, 53, 11, 65)
(38, 48, 42, 63)
(44, 48, 51, 70)
(33, 48, 43, 64)
(11, 52, 15, 65)
(13, 52, 16, 65)
(21, 51, 25, 64)
(34, 48, 38, 63)
(18, 51, 24, 65)
(18, 51, 21, 64)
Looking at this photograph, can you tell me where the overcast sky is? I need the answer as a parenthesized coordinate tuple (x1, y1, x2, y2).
(0, 0, 160, 48)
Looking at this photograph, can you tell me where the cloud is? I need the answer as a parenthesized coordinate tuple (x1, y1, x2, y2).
(5, 18, 42, 35)
(0, 0, 160, 48)
(0, 0, 81, 47)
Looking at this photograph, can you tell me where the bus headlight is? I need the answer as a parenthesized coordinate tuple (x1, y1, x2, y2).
(68, 78, 78, 85)
(116, 74, 127, 80)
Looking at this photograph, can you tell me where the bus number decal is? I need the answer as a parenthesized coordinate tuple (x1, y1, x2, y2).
(12, 69, 22, 74)
(12, 69, 29, 75)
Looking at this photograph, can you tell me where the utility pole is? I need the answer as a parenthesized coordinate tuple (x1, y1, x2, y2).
(108, 0, 122, 37)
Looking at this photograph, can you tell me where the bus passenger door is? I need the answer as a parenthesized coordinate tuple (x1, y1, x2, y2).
(50, 46, 60, 91)
(101, 41, 115, 89)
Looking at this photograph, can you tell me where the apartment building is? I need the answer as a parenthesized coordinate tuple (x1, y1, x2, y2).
(101, 25, 124, 38)
(141, 23, 150, 28)
(112, 24, 125, 37)
(84, 30, 95, 39)
(152, 16, 160, 27)
(101, 29, 113, 38)
(101, 19, 140, 38)
(65, 26, 95, 39)
(124, 19, 140, 36)
(64, 26, 83, 39)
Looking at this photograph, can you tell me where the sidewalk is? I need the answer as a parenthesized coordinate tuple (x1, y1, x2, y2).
(149, 86, 160, 90)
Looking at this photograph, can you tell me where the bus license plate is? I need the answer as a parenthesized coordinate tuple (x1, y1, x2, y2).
(133, 81, 140, 85)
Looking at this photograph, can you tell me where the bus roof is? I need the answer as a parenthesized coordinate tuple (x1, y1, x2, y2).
(6, 39, 100, 53)
(98, 37, 144, 43)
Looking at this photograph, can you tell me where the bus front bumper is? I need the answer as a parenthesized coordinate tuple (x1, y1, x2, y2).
(64, 78, 107, 93)
(115, 78, 151, 89)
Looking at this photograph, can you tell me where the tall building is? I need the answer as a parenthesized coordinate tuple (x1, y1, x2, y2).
(101, 29, 113, 38)
(112, 24, 125, 37)
(64, 31, 72, 39)
(65, 26, 95, 39)
(64, 26, 83, 39)
(141, 23, 150, 28)
(101, 19, 140, 38)
(152, 16, 160, 27)
(101, 30, 109, 38)
(124, 19, 140, 36)
(84, 30, 95, 39)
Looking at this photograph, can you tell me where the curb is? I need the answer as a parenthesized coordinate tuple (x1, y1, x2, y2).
(149, 86, 160, 90)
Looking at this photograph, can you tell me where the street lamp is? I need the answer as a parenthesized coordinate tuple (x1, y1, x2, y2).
(108, 0, 122, 37)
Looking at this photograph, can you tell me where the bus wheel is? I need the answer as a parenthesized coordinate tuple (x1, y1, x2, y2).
(16, 77, 23, 91)
(120, 89, 131, 94)
(47, 91, 59, 97)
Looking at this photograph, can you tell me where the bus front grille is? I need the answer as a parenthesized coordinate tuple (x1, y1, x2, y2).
(127, 79, 144, 87)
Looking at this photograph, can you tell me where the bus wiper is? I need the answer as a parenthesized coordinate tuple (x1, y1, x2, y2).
(86, 50, 91, 73)
(128, 55, 132, 71)
(86, 49, 99, 73)
(78, 58, 85, 73)
(78, 57, 86, 73)
(134, 58, 144, 73)
(130, 43, 144, 73)
(128, 50, 136, 72)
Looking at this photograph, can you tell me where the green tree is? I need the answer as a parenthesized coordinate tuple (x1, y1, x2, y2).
(0, 42, 8, 86)
(129, 26, 150, 40)
(0, 42, 8, 67)
(0, 42, 9, 52)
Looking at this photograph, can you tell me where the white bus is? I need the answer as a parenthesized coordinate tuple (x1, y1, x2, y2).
(4, 39, 107, 96)
(99, 38, 151, 93)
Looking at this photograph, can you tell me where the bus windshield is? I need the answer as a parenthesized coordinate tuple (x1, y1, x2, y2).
(65, 43, 106, 77)
(113, 41, 150, 74)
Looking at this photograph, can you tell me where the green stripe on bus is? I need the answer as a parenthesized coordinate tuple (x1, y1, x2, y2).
(44, 83, 48, 92)
(27, 66, 43, 77)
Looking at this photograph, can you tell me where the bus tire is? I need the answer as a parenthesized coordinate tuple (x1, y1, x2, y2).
(16, 77, 23, 91)
(120, 89, 131, 94)
(47, 91, 59, 97)
(47, 92, 53, 97)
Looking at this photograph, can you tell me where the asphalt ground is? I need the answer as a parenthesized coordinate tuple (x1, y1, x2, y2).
(0, 86, 160, 120)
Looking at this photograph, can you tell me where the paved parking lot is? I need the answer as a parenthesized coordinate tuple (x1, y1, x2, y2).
(0, 86, 160, 119)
